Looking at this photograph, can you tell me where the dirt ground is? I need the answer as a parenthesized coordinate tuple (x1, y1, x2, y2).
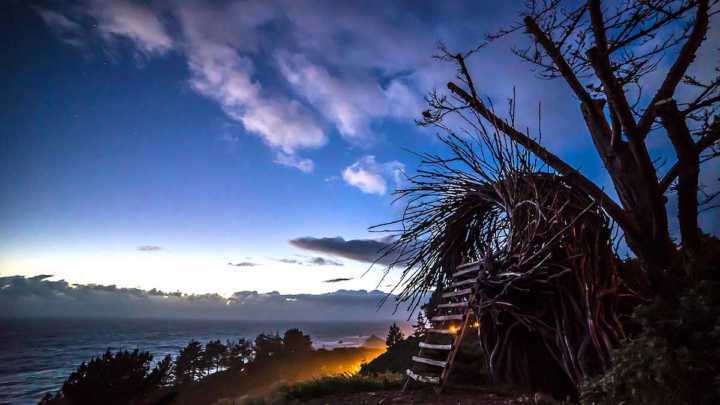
(301, 388, 529, 404)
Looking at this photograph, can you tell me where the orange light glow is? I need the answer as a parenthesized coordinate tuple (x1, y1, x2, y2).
(472, 321, 480, 328)
(449, 325, 459, 334)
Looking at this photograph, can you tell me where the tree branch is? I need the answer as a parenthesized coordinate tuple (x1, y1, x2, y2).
(638, 0, 710, 138)
(524, 16, 595, 107)
(660, 120, 720, 191)
(587, 0, 638, 140)
(656, 99, 700, 252)
(684, 94, 720, 115)
(446, 81, 629, 229)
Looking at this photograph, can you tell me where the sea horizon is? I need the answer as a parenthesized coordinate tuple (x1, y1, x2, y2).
(1, 317, 410, 405)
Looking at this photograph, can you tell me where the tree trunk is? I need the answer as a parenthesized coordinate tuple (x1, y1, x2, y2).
(580, 102, 677, 293)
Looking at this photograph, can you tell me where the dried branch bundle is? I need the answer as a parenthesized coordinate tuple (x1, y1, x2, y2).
(373, 111, 632, 393)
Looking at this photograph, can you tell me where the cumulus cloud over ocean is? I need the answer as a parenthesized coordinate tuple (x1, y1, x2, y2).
(0, 275, 411, 321)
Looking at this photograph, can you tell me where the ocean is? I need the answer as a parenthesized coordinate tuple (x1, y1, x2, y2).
(0, 318, 404, 405)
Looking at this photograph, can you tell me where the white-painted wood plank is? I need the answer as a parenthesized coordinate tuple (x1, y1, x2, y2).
(442, 288, 473, 298)
(456, 261, 481, 270)
(450, 278, 476, 288)
(451, 267, 480, 279)
(412, 356, 447, 368)
(431, 314, 464, 322)
(419, 342, 452, 350)
(406, 369, 439, 384)
(437, 301, 468, 309)
(427, 328, 457, 335)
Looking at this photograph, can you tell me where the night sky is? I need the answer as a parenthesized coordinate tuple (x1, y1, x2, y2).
(2, 0, 718, 305)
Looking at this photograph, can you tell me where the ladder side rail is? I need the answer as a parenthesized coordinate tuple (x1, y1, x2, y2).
(439, 293, 476, 390)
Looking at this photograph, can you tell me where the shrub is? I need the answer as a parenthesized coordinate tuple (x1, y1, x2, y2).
(41, 349, 169, 405)
(580, 282, 720, 405)
(278, 372, 403, 402)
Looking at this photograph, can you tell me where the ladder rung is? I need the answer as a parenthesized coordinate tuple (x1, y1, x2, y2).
(431, 314, 464, 322)
(419, 342, 452, 350)
(442, 288, 473, 298)
(437, 301, 468, 309)
(428, 328, 457, 335)
(451, 267, 480, 279)
(412, 356, 447, 368)
(450, 278, 476, 288)
(456, 261, 481, 270)
(406, 369, 439, 384)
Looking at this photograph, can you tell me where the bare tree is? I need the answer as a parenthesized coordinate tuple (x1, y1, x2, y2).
(423, 0, 719, 295)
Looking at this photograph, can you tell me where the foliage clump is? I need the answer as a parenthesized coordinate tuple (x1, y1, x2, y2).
(581, 280, 720, 405)
(40, 349, 172, 405)
(385, 322, 404, 348)
(272, 372, 403, 403)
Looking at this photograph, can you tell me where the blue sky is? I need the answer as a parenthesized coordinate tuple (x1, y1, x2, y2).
(1, 0, 718, 301)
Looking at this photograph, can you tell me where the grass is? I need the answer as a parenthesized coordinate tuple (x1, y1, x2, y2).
(249, 372, 404, 404)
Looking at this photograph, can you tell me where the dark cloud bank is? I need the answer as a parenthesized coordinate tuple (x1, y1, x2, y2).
(324, 278, 353, 283)
(228, 261, 258, 267)
(0, 275, 410, 321)
(289, 236, 396, 265)
(137, 245, 163, 252)
(277, 256, 343, 266)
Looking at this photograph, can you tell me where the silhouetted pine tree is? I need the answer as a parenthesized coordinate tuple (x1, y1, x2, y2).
(283, 328, 313, 353)
(385, 323, 404, 348)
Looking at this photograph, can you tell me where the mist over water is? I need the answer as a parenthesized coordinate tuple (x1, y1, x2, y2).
(0, 318, 407, 405)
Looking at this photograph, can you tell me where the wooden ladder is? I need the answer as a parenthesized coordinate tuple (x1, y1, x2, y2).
(404, 261, 483, 392)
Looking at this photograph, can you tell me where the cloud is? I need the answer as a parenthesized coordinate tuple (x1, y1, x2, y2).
(35, 0, 173, 55)
(176, 3, 325, 172)
(324, 278, 353, 283)
(276, 52, 421, 142)
(308, 257, 343, 266)
(34, 1, 446, 172)
(342, 156, 405, 195)
(88, 0, 173, 55)
(274, 152, 315, 173)
(277, 256, 344, 266)
(30, 274, 55, 281)
(137, 245, 163, 252)
(289, 236, 397, 265)
(228, 261, 257, 267)
(34, 7, 81, 33)
(32, 6, 86, 48)
(0, 275, 409, 321)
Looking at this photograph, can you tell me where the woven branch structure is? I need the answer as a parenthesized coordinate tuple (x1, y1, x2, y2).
(375, 128, 637, 394)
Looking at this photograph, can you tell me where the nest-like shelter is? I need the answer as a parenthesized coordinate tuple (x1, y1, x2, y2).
(376, 129, 638, 395)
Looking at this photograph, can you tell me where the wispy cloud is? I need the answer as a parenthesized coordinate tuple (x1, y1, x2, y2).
(34, 7, 81, 32)
(276, 52, 419, 143)
(35, 0, 173, 56)
(342, 155, 405, 195)
(137, 245, 163, 252)
(33, 0, 438, 172)
(228, 261, 257, 267)
(88, 0, 173, 55)
(274, 152, 315, 173)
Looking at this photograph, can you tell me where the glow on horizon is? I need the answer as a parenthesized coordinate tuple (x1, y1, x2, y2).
(0, 253, 401, 297)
